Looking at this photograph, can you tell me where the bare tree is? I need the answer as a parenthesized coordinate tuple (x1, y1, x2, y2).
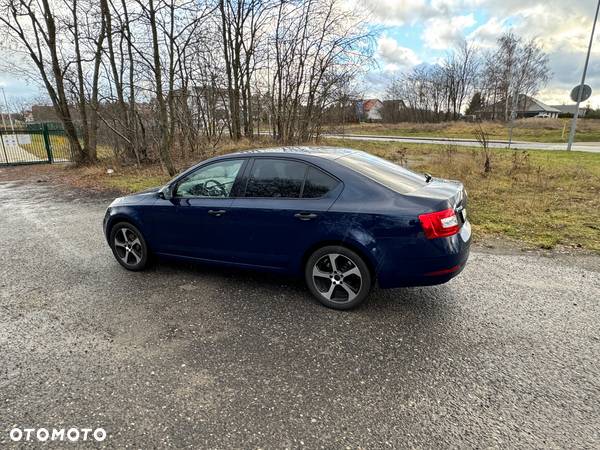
(480, 32, 550, 121)
(443, 41, 479, 119)
(63, 0, 107, 160)
(266, 0, 373, 143)
(1, 0, 375, 170)
(386, 64, 447, 122)
(474, 122, 492, 173)
(0, 0, 92, 161)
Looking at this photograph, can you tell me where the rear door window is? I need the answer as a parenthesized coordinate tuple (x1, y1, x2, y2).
(245, 159, 307, 198)
(338, 152, 427, 193)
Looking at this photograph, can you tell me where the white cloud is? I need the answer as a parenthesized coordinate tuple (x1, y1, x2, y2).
(360, 0, 435, 26)
(377, 36, 422, 70)
(360, 0, 486, 26)
(478, 0, 597, 53)
(467, 17, 507, 48)
(422, 14, 476, 49)
(359, 0, 600, 106)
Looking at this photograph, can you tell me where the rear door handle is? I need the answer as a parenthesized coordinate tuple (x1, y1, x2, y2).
(294, 212, 318, 221)
(208, 209, 226, 217)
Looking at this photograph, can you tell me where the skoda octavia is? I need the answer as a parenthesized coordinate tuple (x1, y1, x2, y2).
(103, 147, 471, 309)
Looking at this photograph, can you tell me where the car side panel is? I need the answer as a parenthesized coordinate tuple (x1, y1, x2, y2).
(227, 196, 338, 269)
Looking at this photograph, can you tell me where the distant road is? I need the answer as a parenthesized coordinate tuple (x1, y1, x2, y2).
(326, 133, 600, 153)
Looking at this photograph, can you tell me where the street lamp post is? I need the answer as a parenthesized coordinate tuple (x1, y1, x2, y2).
(567, 0, 600, 151)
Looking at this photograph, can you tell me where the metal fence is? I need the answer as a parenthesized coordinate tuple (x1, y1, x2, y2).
(0, 125, 75, 166)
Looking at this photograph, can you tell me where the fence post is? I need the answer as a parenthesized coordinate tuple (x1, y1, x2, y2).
(0, 128, 8, 164)
(42, 124, 53, 163)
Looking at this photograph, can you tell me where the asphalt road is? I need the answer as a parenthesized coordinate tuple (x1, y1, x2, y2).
(1, 179, 599, 448)
(328, 133, 600, 153)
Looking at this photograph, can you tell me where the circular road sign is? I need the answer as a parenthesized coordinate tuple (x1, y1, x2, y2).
(570, 84, 592, 102)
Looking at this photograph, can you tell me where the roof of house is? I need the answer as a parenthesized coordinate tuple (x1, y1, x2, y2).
(477, 95, 561, 115)
(362, 99, 383, 111)
(518, 95, 561, 113)
(550, 104, 587, 115)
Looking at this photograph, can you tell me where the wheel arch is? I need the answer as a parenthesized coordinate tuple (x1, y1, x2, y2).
(300, 239, 378, 283)
(105, 212, 145, 241)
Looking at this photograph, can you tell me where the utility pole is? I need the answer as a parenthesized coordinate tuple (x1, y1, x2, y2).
(567, 0, 600, 150)
(507, 90, 519, 149)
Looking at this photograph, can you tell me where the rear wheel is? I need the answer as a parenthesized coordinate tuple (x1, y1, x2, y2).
(109, 222, 149, 271)
(305, 246, 372, 310)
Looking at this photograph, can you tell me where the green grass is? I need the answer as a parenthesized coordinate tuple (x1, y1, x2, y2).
(329, 119, 600, 143)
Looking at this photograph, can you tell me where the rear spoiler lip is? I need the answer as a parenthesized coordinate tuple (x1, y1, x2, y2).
(404, 179, 466, 214)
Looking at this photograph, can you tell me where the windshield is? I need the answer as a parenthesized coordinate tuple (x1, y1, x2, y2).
(338, 151, 428, 194)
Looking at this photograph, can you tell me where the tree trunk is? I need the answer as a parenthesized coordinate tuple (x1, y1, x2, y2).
(148, 0, 176, 176)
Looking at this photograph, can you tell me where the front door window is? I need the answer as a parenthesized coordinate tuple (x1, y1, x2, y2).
(176, 159, 244, 198)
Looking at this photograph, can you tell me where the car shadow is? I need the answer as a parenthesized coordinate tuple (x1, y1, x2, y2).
(141, 257, 469, 385)
(148, 257, 457, 319)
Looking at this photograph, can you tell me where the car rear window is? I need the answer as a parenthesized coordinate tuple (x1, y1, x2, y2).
(338, 152, 428, 194)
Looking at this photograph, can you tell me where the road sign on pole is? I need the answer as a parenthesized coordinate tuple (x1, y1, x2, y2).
(570, 84, 592, 103)
(567, 0, 600, 151)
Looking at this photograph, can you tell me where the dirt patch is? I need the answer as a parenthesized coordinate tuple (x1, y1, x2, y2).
(0, 163, 123, 198)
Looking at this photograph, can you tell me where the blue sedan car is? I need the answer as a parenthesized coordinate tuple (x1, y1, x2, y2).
(104, 147, 471, 309)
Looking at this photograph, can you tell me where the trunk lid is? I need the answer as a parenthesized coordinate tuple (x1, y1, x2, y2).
(405, 178, 468, 224)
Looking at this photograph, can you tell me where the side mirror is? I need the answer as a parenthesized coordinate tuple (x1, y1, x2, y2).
(158, 184, 174, 200)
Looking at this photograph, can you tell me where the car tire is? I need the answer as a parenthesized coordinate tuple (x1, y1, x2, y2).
(305, 246, 372, 310)
(109, 222, 149, 271)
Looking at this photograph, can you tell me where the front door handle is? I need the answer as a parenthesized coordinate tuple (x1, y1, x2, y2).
(208, 209, 226, 217)
(294, 212, 318, 221)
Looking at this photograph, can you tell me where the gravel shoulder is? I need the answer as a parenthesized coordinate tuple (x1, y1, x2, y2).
(0, 177, 599, 448)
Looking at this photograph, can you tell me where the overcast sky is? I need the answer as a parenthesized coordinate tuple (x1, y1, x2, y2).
(362, 0, 600, 107)
(1, 0, 600, 108)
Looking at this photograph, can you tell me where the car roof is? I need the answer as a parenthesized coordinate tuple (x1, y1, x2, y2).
(225, 146, 357, 161)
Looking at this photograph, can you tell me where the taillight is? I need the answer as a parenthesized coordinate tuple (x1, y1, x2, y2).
(418, 208, 460, 239)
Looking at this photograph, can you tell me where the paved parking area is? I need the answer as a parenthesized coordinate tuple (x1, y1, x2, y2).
(0, 179, 599, 448)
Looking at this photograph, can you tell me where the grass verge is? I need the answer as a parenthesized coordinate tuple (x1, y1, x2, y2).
(329, 119, 600, 143)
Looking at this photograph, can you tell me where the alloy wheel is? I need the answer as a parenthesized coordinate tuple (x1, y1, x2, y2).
(113, 227, 144, 266)
(311, 253, 363, 303)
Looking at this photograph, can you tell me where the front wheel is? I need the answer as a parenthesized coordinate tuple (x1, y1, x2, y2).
(305, 246, 372, 310)
(109, 222, 149, 271)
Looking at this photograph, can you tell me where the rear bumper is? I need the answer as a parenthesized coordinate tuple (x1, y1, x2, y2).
(377, 221, 471, 289)
(379, 246, 470, 288)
